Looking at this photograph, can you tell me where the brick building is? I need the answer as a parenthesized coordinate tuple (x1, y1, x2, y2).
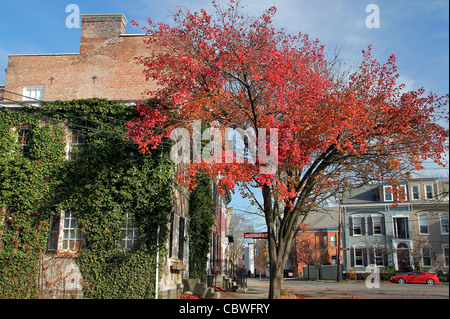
(1, 13, 223, 299)
(292, 208, 343, 278)
(3, 13, 157, 102)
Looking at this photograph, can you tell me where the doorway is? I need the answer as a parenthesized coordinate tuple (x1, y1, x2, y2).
(396, 242, 410, 271)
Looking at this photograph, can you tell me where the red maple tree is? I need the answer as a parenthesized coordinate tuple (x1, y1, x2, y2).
(127, 0, 448, 298)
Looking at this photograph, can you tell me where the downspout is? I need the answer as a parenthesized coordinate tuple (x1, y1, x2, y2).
(155, 225, 160, 299)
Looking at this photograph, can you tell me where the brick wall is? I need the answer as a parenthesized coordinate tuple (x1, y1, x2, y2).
(3, 14, 157, 101)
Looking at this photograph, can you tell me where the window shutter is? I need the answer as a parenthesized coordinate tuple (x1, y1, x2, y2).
(178, 217, 185, 260)
(363, 247, 368, 267)
(169, 212, 174, 257)
(368, 216, 373, 236)
(350, 247, 354, 267)
(381, 215, 386, 235)
(361, 217, 366, 235)
(349, 217, 353, 236)
(369, 247, 374, 264)
(383, 250, 388, 266)
(46, 216, 60, 252)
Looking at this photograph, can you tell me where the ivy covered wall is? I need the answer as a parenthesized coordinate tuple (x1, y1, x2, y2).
(188, 173, 214, 281)
(0, 99, 174, 298)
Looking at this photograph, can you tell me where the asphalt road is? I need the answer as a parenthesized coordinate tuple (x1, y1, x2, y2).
(283, 279, 449, 299)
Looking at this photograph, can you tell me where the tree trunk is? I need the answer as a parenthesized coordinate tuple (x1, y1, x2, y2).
(263, 185, 299, 299)
(269, 261, 283, 299)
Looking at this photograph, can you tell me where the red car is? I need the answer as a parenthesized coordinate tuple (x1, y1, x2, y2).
(390, 271, 439, 285)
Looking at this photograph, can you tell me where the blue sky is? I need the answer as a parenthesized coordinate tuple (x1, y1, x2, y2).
(1, 0, 448, 215)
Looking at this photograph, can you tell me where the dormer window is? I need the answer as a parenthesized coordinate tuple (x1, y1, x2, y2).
(383, 185, 407, 202)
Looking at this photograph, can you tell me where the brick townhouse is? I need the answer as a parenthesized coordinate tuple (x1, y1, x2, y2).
(1, 13, 228, 298)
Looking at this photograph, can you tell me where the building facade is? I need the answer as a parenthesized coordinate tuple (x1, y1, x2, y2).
(342, 179, 449, 276)
(3, 14, 156, 102)
(293, 208, 343, 278)
(1, 13, 229, 298)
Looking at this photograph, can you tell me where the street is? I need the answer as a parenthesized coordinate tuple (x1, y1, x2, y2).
(283, 278, 449, 299)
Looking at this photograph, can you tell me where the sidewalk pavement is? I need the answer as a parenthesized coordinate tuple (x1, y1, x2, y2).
(219, 278, 269, 299)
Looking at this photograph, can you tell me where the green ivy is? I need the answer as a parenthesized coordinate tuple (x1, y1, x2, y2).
(0, 108, 66, 298)
(0, 99, 174, 298)
(188, 173, 214, 281)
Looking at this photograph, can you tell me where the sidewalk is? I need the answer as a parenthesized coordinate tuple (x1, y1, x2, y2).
(219, 278, 269, 299)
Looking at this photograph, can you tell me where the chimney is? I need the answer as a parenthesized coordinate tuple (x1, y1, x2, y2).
(80, 13, 128, 55)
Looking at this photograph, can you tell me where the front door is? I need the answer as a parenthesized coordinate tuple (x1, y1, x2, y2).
(396, 243, 410, 271)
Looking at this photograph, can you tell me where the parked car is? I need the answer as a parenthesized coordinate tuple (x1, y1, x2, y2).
(390, 271, 439, 285)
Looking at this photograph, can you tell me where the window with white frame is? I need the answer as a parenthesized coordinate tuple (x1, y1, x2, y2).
(393, 216, 409, 239)
(383, 185, 407, 202)
(440, 214, 449, 235)
(352, 216, 363, 236)
(422, 246, 432, 267)
(418, 214, 429, 235)
(383, 186, 393, 201)
(425, 185, 434, 199)
(372, 215, 383, 235)
(354, 247, 364, 266)
(373, 246, 385, 266)
(412, 185, 420, 200)
(23, 86, 45, 101)
(121, 213, 139, 250)
(330, 235, 337, 247)
(69, 129, 85, 160)
(59, 210, 83, 253)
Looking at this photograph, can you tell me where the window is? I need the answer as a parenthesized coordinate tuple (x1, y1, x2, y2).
(393, 217, 409, 239)
(323, 235, 328, 247)
(17, 125, 31, 157)
(178, 217, 185, 260)
(372, 215, 383, 235)
(69, 129, 85, 160)
(412, 186, 419, 200)
(425, 185, 433, 199)
(440, 214, 449, 235)
(1, 206, 14, 234)
(418, 215, 429, 235)
(59, 210, 83, 253)
(373, 246, 385, 266)
(383, 185, 407, 202)
(383, 186, 393, 201)
(351, 216, 363, 236)
(443, 246, 449, 267)
(354, 247, 364, 266)
(331, 254, 337, 264)
(330, 235, 337, 247)
(169, 212, 174, 257)
(121, 213, 139, 250)
(23, 86, 45, 101)
(422, 246, 432, 267)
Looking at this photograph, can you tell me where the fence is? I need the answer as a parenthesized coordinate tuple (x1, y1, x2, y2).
(303, 265, 343, 280)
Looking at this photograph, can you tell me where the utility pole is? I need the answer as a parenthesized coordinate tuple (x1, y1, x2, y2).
(336, 192, 343, 282)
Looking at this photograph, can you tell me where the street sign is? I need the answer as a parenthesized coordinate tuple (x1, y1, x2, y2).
(244, 232, 268, 239)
